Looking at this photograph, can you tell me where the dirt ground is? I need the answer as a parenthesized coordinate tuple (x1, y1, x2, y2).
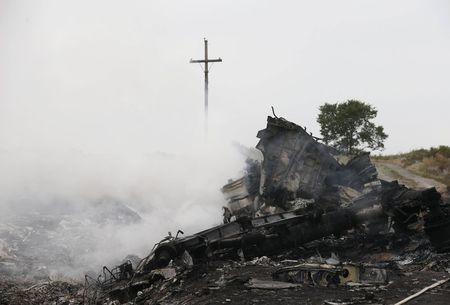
(1, 267, 449, 305)
(134, 260, 450, 305)
(2, 235, 450, 305)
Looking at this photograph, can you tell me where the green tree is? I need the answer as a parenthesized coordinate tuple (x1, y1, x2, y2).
(317, 100, 388, 154)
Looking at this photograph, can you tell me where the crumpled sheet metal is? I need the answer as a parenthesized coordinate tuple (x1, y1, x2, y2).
(223, 116, 380, 216)
(256, 116, 340, 207)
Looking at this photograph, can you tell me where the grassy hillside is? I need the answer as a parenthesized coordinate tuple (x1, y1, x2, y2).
(373, 146, 450, 187)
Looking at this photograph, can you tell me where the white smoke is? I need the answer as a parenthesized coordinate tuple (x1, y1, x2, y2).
(0, 140, 246, 278)
(0, 1, 258, 279)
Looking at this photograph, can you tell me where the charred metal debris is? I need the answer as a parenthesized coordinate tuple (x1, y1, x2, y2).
(84, 115, 450, 304)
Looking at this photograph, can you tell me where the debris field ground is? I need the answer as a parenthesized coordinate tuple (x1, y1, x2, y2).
(2, 236, 450, 305)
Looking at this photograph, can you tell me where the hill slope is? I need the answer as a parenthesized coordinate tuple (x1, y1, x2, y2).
(373, 146, 449, 194)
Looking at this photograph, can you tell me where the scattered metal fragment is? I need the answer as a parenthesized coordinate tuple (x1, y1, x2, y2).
(245, 278, 301, 289)
(150, 268, 177, 280)
(273, 263, 387, 286)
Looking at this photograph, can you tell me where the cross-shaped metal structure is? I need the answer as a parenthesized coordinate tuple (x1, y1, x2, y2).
(190, 38, 222, 133)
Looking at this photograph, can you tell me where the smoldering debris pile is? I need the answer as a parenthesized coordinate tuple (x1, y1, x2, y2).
(4, 115, 450, 305)
(0, 278, 84, 305)
(80, 115, 450, 305)
(0, 198, 141, 280)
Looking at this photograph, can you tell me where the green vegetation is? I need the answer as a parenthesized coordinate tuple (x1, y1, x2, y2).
(374, 146, 450, 186)
(317, 100, 388, 154)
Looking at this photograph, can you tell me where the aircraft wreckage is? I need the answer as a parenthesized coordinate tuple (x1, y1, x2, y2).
(84, 115, 450, 304)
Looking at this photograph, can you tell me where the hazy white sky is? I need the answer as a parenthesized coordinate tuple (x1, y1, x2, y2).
(1, 0, 449, 155)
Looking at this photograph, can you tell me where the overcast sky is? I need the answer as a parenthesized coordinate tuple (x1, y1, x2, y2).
(1, 0, 449, 155)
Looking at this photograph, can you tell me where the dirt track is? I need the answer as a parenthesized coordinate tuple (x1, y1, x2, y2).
(374, 160, 446, 192)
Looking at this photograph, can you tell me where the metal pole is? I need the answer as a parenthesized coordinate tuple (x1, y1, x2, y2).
(204, 39, 209, 134)
(189, 39, 221, 137)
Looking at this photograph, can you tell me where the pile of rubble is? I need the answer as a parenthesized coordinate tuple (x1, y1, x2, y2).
(3, 115, 448, 304)
(81, 115, 450, 305)
(0, 198, 141, 280)
(0, 277, 83, 305)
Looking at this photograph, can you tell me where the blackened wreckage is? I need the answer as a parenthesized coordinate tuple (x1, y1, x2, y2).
(84, 115, 450, 304)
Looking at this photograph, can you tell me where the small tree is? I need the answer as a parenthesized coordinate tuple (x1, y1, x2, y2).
(317, 100, 388, 154)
